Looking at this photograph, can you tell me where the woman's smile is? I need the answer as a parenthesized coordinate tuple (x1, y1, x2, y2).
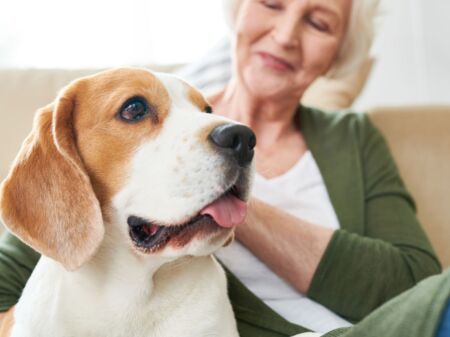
(257, 51, 295, 72)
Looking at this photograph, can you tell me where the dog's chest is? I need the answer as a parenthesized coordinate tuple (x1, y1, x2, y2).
(11, 256, 238, 337)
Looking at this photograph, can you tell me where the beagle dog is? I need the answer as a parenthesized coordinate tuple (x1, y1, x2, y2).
(0, 68, 255, 337)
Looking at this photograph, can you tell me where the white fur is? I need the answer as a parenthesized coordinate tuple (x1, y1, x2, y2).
(12, 240, 238, 337)
(10, 72, 243, 337)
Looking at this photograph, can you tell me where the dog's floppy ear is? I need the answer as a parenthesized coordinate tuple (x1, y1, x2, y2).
(0, 82, 104, 271)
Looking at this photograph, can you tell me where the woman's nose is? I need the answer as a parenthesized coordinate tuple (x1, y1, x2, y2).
(272, 13, 301, 48)
(208, 124, 256, 167)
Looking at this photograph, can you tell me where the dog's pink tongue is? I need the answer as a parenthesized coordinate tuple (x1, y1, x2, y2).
(200, 194, 247, 228)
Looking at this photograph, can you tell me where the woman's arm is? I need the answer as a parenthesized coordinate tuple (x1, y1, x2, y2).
(0, 307, 14, 336)
(237, 198, 440, 322)
(236, 114, 442, 322)
(0, 232, 40, 313)
(236, 198, 334, 294)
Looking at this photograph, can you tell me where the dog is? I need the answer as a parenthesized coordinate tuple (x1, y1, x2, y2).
(0, 68, 256, 337)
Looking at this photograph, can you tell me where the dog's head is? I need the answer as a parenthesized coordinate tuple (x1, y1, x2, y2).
(0, 68, 255, 270)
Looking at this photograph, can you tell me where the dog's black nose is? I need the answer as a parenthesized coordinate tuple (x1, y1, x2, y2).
(209, 124, 256, 167)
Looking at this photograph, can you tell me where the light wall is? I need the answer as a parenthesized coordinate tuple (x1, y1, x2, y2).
(355, 0, 450, 110)
(0, 0, 228, 68)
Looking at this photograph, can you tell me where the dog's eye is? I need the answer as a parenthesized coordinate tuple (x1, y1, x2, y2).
(119, 97, 149, 123)
(204, 106, 213, 114)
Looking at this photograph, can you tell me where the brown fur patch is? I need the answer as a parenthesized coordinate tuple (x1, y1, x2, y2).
(187, 87, 209, 112)
(72, 68, 171, 210)
(0, 307, 15, 337)
(0, 68, 172, 269)
(0, 99, 104, 270)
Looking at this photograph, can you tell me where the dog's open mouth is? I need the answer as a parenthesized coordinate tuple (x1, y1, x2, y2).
(128, 185, 247, 252)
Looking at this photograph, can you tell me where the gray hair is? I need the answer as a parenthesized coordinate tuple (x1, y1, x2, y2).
(222, 0, 380, 79)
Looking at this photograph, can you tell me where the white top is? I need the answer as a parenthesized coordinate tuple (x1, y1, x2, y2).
(215, 151, 352, 333)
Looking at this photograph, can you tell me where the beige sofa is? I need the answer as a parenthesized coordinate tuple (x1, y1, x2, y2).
(0, 68, 449, 268)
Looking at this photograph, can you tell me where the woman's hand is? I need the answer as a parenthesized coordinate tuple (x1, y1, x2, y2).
(236, 197, 335, 293)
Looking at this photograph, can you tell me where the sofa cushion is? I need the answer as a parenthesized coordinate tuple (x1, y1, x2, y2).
(368, 106, 450, 267)
(0, 68, 100, 183)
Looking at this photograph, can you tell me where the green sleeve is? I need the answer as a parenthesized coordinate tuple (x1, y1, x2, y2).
(308, 114, 442, 322)
(225, 267, 309, 337)
(322, 268, 450, 337)
(0, 231, 40, 312)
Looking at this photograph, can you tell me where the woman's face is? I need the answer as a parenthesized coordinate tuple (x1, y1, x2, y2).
(234, 0, 352, 100)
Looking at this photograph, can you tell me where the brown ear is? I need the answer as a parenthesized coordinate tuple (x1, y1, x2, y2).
(0, 83, 104, 271)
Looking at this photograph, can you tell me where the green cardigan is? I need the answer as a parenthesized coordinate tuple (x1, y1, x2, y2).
(323, 268, 450, 337)
(0, 106, 442, 336)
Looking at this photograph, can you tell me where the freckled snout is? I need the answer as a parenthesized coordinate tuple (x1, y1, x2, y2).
(208, 124, 256, 167)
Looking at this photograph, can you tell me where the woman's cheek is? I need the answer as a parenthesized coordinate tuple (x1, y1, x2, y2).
(303, 35, 341, 76)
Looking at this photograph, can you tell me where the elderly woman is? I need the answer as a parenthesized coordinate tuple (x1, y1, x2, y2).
(182, 0, 442, 332)
(0, 0, 443, 336)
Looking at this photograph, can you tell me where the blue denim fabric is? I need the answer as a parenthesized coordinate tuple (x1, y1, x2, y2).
(436, 302, 450, 337)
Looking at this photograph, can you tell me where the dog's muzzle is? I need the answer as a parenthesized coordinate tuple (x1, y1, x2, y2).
(127, 183, 247, 253)
(127, 123, 256, 253)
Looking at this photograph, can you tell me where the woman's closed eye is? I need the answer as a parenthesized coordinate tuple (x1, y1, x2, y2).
(306, 14, 331, 33)
(260, 0, 283, 11)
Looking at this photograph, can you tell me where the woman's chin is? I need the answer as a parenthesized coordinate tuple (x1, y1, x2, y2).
(247, 77, 299, 100)
(242, 68, 303, 100)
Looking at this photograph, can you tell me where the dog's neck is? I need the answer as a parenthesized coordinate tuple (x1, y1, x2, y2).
(13, 222, 229, 337)
(71, 226, 169, 296)
(57, 224, 204, 314)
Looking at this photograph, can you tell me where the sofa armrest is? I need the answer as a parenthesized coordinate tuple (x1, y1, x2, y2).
(368, 105, 450, 268)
